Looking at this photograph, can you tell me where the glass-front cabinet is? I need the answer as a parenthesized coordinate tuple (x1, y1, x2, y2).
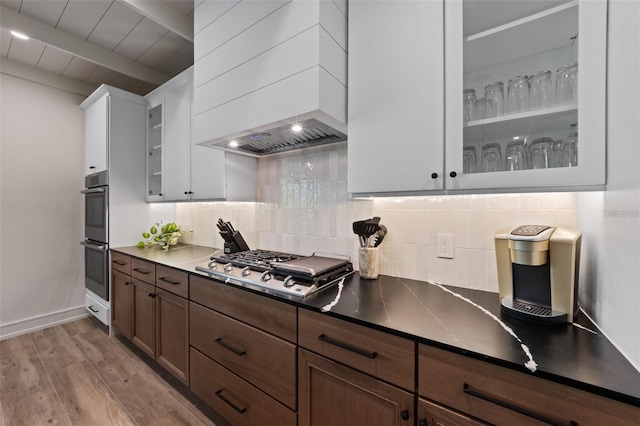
(445, 0, 607, 192)
(147, 103, 164, 201)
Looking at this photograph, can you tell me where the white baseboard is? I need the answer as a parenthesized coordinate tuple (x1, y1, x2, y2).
(0, 306, 89, 340)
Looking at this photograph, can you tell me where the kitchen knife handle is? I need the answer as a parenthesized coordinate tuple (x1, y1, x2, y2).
(215, 390, 247, 414)
(317, 334, 378, 359)
(462, 383, 577, 426)
(215, 338, 246, 356)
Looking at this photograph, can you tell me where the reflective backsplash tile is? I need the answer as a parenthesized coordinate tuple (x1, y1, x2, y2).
(177, 143, 577, 293)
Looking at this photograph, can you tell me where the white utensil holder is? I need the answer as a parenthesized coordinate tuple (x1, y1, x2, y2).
(358, 247, 380, 280)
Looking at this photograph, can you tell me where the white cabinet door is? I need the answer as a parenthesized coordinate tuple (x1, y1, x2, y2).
(444, 0, 607, 192)
(190, 145, 228, 200)
(84, 93, 109, 174)
(347, 0, 445, 195)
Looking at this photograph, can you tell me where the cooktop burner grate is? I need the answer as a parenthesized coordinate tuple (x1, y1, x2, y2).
(212, 249, 303, 272)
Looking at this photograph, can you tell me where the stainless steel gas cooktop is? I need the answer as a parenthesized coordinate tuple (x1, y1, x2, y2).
(195, 249, 354, 298)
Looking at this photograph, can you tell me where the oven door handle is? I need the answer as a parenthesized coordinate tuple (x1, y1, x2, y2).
(81, 241, 107, 251)
(81, 187, 106, 194)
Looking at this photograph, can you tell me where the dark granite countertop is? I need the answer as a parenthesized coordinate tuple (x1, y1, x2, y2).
(112, 244, 640, 407)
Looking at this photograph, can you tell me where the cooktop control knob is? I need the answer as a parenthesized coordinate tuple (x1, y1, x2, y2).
(241, 266, 251, 277)
(261, 271, 272, 281)
(283, 275, 295, 288)
(223, 263, 233, 273)
(207, 260, 217, 270)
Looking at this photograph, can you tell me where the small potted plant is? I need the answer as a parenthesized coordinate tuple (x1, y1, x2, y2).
(137, 221, 182, 250)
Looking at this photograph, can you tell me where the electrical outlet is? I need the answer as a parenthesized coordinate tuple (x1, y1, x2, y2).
(437, 233, 454, 259)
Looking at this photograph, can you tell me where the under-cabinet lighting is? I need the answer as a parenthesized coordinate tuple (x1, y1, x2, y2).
(291, 124, 302, 132)
(513, 136, 521, 140)
(10, 30, 29, 40)
(228, 140, 239, 148)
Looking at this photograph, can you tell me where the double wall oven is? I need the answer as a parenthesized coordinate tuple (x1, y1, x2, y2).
(81, 171, 109, 302)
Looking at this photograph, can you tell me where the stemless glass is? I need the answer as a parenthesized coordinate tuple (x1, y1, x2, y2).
(507, 75, 529, 114)
(556, 63, 578, 105)
(529, 137, 555, 169)
(463, 146, 477, 174)
(484, 82, 504, 118)
(481, 143, 502, 173)
(552, 140, 566, 168)
(505, 140, 530, 171)
(529, 70, 553, 110)
(563, 132, 578, 167)
(476, 97, 487, 120)
(463, 89, 477, 124)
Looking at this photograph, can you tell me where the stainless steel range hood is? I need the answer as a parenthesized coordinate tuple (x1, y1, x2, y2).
(192, 1, 348, 158)
(207, 118, 347, 157)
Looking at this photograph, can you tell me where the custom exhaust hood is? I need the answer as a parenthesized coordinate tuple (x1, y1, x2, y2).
(192, 1, 348, 157)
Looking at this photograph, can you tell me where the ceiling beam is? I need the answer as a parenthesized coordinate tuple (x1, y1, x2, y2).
(0, 6, 171, 86)
(119, 0, 194, 43)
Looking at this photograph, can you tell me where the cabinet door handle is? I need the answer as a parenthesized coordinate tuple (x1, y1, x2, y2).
(449, 171, 457, 178)
(400, 409, 410, 420)
(148, 293, 156, 298)
(463, 383, 577, 426)
(112, 260, 126, 266)
(317, 334, 378, 359)
(431, 172, 438, 179)
(88, 305, 99, 313)
(133, 268, 150, 275)
(418, 420, 427, 426)
(124, 282, 131, 286)
(215, 338, 246, 356)
(158, 277, 180, 285)
(215, 389, 247, 414)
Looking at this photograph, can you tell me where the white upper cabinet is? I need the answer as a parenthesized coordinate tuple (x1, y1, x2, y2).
(348, 0, 445, 195)
(145, 67, 257, 202)
(83, 92, 109, 175)
(192, 0, 347, 155)
(445, 0, 607, 192)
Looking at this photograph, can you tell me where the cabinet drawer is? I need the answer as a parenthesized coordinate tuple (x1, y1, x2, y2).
(418, 398, 486, 426)
(155, 265, 188, 298)
(131, 258, 155, 284)
(418, 344, 640, 426)
(190, 348, 296, 426)
(190, 303, 296, 409)
(86, 292, 109, 326)
(190, 275, 296, 343)
(111, 251, 131, 275)
(298, 309, 415, 391)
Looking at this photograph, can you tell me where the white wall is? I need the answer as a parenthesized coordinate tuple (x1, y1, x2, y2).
(0, 73, 86, 338)
(577, 0, 640, 370)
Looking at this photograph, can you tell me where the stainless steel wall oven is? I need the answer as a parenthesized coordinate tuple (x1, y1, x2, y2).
(82, 171, 109, 301)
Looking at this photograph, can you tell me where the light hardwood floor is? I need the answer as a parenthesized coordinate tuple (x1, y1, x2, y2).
(0, 317, 228, 426)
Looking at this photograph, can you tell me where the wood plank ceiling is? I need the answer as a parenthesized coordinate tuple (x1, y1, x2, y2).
(0, 0, 195, 96)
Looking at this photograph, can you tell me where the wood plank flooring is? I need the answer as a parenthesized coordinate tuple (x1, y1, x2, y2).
(0, 317, 229, 426)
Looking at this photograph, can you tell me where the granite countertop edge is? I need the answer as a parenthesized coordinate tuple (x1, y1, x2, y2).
(111, 244, 640, 408)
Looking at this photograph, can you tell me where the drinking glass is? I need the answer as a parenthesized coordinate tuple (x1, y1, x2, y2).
(529, 70, 553, 110)
(476, 97, 487, 120)
(507, 75, 529, 114)
(463, 89, 477, 124)
(481, 143, 502, 173)
(505, 140, 530, 171)
(552, 140, 566, 168)
(484, 82, 504, 118)
(463, 146, 477, 174)
(556, 63, 578, 105)
(563, 132, 578, 167)
(529, 137, 555, 169)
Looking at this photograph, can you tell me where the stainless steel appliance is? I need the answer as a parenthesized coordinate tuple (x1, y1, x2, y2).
(195, 249, 354, 299)
(82, 171, 109, 301)
(495, 225, 582, 324)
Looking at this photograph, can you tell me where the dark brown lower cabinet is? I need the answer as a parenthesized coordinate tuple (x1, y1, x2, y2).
(298, 348, 414, 426)
(155, 288, 189, 385)
(190, 348, 296, 426)
(132, 279, 155, 358)
(111, 269, 132, 339)
(417, 398, 486, 426)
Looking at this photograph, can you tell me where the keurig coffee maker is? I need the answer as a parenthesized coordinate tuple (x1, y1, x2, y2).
(495, 225, 582, 324)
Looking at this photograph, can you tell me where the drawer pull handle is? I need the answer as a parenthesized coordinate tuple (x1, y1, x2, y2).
(113, 260, 126, 266)
(215, 389, 247, 414)
(463, 383, 577, 426)
(88, 305, 99, 313)
(317, 334, 378, 359)
(159, 277, 180, 285)
(215, 338, 246, 356)
(133, 268, 150, 275)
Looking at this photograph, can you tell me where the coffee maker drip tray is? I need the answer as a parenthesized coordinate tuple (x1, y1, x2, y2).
(501, 298, 567, 325)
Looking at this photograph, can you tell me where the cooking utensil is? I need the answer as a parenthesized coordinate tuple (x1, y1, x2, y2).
(352, 220, 367, 247)
(373, 225, 387, 247)
(363, 221, 381, 247)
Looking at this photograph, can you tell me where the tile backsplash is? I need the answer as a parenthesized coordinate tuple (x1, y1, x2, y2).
(177, 142, 577, 293)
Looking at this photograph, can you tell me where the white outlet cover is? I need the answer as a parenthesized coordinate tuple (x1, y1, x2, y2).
(437, 233, 454, 259)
